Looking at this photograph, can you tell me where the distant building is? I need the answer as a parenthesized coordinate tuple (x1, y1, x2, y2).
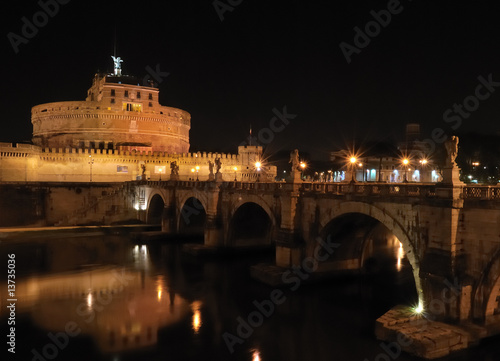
(329, 124, 442, 183)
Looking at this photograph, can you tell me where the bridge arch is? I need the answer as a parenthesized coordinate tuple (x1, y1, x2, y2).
(228, 196, 276, 247)
(473, 248, 500, 321)
(177, 195, 207, 236)
(318, 201, 424, 308)
(146, 193, 166, 224)
(177, 191, 209, 218)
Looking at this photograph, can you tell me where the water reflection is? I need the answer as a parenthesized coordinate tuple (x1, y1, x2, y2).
(251, 349, 261, 361)
(19, 266, 191, 353)
(191, 300, 202, 333)
(396, 241, 404, 272)
(0, 236, 200, 358)
(1, 234, 499, 360)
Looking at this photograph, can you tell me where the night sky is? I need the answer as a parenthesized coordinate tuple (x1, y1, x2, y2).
(3, 0, 500, 160)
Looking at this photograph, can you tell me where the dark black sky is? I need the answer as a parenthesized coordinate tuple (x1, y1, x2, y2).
(3, 0, 500, 160)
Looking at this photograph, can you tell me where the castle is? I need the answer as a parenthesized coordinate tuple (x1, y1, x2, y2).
(0, 57, 276, 183)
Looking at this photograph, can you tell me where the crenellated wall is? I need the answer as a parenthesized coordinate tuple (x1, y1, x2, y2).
(0, 143, 276, 183)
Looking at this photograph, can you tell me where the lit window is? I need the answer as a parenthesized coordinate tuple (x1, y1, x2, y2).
(123, 103, 142, 112)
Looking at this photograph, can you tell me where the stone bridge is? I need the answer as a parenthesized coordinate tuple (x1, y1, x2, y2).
(137, 179, 500, 358)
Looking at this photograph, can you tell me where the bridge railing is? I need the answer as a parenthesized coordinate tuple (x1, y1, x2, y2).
(463, 186, 500, 200)
(220, 181, 287, 191)
(144, 180, 500, 201)
(301, 182, 438, 198)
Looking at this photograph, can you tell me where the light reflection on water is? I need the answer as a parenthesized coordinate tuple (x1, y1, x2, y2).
(191, 300, 202, 334)
(251, 349, 261, 361)
(1, 234, 499, 361)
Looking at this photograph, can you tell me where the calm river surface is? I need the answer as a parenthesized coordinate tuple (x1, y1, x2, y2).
(1, 232, 499, 361)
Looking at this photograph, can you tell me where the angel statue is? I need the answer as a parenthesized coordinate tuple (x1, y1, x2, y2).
(289, 149, 300, 171)
(444, 136, 459, 167)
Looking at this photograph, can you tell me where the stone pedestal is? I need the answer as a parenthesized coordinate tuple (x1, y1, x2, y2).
(170, 174, 179, 181)
(208, 173, 215, 181)
(290, 170, 302, 183)
(442, 166, 463, 185)
(215, 172, 223, 182)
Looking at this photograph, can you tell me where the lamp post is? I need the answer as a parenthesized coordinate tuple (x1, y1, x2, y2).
(419, 159, 428, 182)
(233, 166, 238, 181)
(159, 167, 163, 181)
(195, 165, 200, 181)
(191, 168, 195, 181)
(300, 162, 306, 179)
(402, 158, 409, 183)
(88, 155, 94, 182)
(255, 161, 261, 182)
(350, 157, 356, 182)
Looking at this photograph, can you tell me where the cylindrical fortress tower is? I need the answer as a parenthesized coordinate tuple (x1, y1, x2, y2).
(32, 71, 190, 153)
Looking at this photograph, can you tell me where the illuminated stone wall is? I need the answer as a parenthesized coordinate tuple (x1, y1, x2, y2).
(0, 143, 276, 183)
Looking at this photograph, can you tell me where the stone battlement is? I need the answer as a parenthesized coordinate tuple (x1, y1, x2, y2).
(0, 143, 273, 183)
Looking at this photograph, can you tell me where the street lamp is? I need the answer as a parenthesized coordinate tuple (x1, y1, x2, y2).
(195, 165, 200, 181)
(419, 159, 428, 182)
(233, 166, 238, 181)
(402, 158, 409, 183)
(191, 168, 195, 181)
(350, 156, 357, 182)
(255, 161, 261, 182)
(88, 155, 94, 182)
(299, 161, 306, 179)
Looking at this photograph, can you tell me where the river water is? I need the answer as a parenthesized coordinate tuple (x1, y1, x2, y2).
(1, 233, 499, 361)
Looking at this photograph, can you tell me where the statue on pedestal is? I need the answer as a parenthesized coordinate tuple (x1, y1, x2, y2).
(445, 136, 459, 167)
(214, 158, 223, 182)
(111, 56, 123, 76)
(170, 161, 179, 175)
(215, 158, 222, 174)
(289, 149, 300, 172)
(208, 160, 215, 181)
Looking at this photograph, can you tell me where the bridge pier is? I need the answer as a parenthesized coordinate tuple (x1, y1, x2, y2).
(276, 230, 304, 268)
(161, 205, 176, 234)
(204, 214, 224, 247)
(276, 182, 303, 268)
